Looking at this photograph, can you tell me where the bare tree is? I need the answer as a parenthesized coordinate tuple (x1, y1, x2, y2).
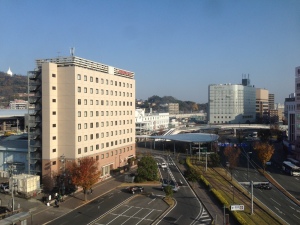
(223, 146, 241, 180)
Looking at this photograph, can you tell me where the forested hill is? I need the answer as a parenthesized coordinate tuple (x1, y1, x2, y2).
(0, 72, 27, 108)
(137, 95, 207, 113)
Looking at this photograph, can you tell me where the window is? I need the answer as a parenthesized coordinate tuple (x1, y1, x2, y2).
(52, 149, 56, 153)
(90, 88, 93, 94)
(90, 100, 93, 105)
(78, 111, 81, 117)
(101, 78, 104, 84)
(78, 148, 81, 154)
(52, 86, 56, 90)
(96, 89, 99, 94)
(96, 155, 99, 160)
(78, 124, 81, 130)
(96, 111, 99, 116)
(78, 87, 81, 93)
(84, 75, 87, 81)
(96, 133, 99, 139)
(84, 147, 87, 153)
(52, 124, 56, 127)
(52, 99, 56, 103)
(77, 74, 81, 80)
(52, 161, 56, 165)
(96, 100, 99, 105)
(84, 87, 87, 93)
(78, 136, 81, 142)
(84, 123, 87, 129)
(96, 145, 99, 150)
(52, 136, 56, 140)
(84, 99, 87, 105)
(52, 74, 56, 78)
(90, 76, 93, 82)
(90, 111, 93, 117)
(101, 154, 104, 159)
(53, 111, 57, 115)
(96, 78, 99, 83)
(96, 122, 99, 127)
(84, 111, 87, 117)
(90, 123, 93, 128)
(78, 99, 81, 105)
(84, 135, 87, 141)
(90, 146, 93, 151)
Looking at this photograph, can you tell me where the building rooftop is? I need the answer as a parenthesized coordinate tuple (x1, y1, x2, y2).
(35, 56, 134, 79)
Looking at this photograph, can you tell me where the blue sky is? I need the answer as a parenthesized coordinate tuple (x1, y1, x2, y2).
(1, 0, 299, 104)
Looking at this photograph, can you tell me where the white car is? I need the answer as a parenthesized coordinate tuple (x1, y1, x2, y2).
(161, 163, 167, 168)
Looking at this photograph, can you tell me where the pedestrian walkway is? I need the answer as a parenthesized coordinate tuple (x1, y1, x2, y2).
(0, 173, 127, 225)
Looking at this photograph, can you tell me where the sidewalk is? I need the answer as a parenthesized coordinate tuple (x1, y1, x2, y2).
(0, 173, 127, 225)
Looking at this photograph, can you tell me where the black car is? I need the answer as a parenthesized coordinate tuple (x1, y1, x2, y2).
(128, 186, 144, 194)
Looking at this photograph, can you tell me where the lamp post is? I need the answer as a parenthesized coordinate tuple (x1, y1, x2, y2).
(247, 152, 252, 181)
(231, 185, 235, 203)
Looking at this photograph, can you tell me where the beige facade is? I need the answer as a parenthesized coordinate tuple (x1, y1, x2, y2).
(29, 56, 136, 178)
(256, 88, 269, 119)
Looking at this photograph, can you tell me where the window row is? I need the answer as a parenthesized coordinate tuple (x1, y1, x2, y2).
(78, 99, 133, 107)
(77, 137, 133, 147)
(77, 74, 133, 88)
(78, 146, 133, 156)
(78, 130, 133, 140)
(77, 87, 133, 97)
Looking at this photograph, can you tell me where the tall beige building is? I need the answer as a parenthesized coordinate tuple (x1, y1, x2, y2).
(28, 56, 136, 180)
(256, 88, 269, 122)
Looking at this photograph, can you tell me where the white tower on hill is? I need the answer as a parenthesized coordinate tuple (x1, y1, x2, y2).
(7, 67, 13, 76)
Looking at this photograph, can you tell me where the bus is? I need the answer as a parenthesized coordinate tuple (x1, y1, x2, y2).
(287, 158, 300, 167)
(282, 161, 300, 176)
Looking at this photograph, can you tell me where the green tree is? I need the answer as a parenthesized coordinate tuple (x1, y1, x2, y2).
(136, 156, 158, 182)
(253, 142, 274, 172)
(164, 185, 173, 199)
(68, 157, 101, 201)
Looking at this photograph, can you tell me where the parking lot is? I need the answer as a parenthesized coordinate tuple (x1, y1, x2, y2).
(91, 194, 169, 225)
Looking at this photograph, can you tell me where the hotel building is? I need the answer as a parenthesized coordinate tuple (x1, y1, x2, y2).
(28, 56, 136, 179)
(208, 77, 256, 124)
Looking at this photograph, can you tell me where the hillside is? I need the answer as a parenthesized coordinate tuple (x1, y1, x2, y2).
(0, 72, 28, 108)
(137, 95, 207, 113)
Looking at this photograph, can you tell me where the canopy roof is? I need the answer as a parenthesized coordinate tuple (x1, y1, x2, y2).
(145, 133, 219, 143)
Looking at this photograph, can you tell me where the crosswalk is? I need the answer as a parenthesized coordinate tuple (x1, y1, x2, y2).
(157, 162, 176, 167)
(198, 208, 212, 224)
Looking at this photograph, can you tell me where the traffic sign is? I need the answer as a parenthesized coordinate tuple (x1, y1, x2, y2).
(230, 205, 244, 211)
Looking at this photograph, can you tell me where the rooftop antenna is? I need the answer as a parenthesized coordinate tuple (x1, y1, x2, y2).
(70, 47, 75, 56)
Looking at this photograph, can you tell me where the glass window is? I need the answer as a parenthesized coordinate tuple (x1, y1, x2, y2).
(78, 87, 81, 92)
(77, 74, 81, 80)
(90, 76, 93, 82)
(84, 75, 87, 81)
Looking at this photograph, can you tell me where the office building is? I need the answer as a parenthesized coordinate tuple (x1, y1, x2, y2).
(28, 56, 136, 179)
(208, 77, 256, 124)
(294, 66, 300, 159)
(168, 103, 179, 114)
(284, 93, 295, 142)
(269, 93, 275, 110)
(135, 108, 169, 135)
(256, 88, 269, 122)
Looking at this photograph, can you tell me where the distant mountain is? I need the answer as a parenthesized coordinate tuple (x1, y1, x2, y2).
(0, 72, 27, 108)
(137, 95, 207, 113)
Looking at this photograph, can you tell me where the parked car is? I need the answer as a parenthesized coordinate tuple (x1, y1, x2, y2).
(254, 183, 272, 190)
(128, 186, 144, 194)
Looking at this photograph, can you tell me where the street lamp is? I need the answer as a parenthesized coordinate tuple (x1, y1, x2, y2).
(247, 152, 252, 181)
(231, 185, 235, 203)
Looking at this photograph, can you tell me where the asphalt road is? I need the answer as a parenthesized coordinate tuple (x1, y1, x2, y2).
(155, 155, 212, 225)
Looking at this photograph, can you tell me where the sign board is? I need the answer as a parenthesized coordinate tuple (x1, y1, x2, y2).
(230, 205, 244, 211)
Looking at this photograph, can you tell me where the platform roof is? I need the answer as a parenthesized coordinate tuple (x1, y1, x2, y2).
(139, 133, 219, 143)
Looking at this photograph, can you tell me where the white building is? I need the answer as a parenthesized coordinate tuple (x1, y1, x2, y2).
(9, 99, 29, 109)
(208, 77, 256, 124)
(7, 67, 13, 76)
(135, 108, 169, 135)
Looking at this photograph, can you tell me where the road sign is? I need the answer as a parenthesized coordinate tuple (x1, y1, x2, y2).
(230, 205, 244, 211)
